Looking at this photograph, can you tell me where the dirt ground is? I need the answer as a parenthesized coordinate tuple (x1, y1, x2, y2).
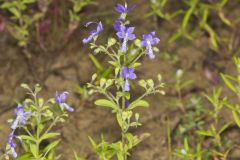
(0, 0, 240, 160)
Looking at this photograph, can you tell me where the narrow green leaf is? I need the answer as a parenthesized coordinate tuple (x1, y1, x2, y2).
(16, 153, 34, 160)
(218, 122, 230, 134)
(127, 100, 149, 110)
(94, 99, 119, 111)
(19, 135, 36, 142)
(221, 73, 237, 93)
(204, 24, 218, 50)
(43, 140, 61, 153)
(89, 54, 103, 71)
(88, 136, 97, 149)
(197, 130, 213, 137)
(29, 143, 38, 157)
(40, 132, 60, 142)
(232, 111, 240, 128)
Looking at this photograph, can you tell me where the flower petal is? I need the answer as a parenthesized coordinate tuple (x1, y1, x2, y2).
(63, 103, 74, 112)
(124, 80, 130, 91)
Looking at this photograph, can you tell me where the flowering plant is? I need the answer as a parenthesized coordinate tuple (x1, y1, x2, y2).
(83, 2, 165, 160)
(4, 84, 73, 160)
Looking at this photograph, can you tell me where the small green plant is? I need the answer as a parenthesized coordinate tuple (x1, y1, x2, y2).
(221, 57, 240, 130)
(4, 84, 74, 159)
(1, 0, 44, 47)
(170, 69, 193, 112)
(174, 137, 205, 160)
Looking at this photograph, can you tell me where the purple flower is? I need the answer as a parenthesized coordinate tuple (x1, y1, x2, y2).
(141, 32, 160, 59)
(56, 92, 74, 112)
(117, 25, 136, 53)
(83, 21, 103, 44)
(114, 3, 134, 13)
(8, 131, 17, 158)
(11, 105, 31, 130)
(113, 18, 123, 32)
(121, 67, 137, 91)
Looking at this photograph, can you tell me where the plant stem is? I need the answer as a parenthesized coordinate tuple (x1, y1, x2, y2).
(34, 92, 41, 159)
(167, 117, 173, 160)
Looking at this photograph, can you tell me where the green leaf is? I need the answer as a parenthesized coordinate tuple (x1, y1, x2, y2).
(127, 100, 149, 110)
(16, 153, 34, 160)
(116, 112, 124, 129)
(221, 73, 237, 93)
(218, 11, 232, 27)
(94, 99, 119, 111)
(168, 30, 182, 43)
(43, 140, 61, 153)
(22, 0, 36, 4)
(204, 24, 218, 50)
(74, 151, 85, 160)
(125, 133, 141, 149)
(232, 111, 240, 128)
(88, 136, 97, 149)
(179, 80, 194, 89)
(182, 7, 194, 30)
(108, 61, 118, 67)
(218, 122, 230, 134)
(40, 133, 60, 142)
(130, 62, 141, 68)
(29, 143, 38, 157)
(101, 67, 112, 78)
(197, 130, 213, 137)
(183, 137, 189, 151)
(89, 54, 103, 71)
(19, 135, 36, 142)
(9, 7, 21, 18)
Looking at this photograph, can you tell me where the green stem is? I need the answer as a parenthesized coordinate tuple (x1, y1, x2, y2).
(34, 93, 41, 159)
(43, 117, 59, 135)
(129, 51, 145, 66)
(36, 126, 41, 159)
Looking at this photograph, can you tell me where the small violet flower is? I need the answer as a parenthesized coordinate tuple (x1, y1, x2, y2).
(11, 105, 31, 130)
(8, 131, 17, 158)
(56, 92, 74, 112)
(121, 67, 137, 91)
(83, 21, 103, 44)
(114, 2, 134, 13)
(117, 25, 136, 53)
(141, 32, 160, 59)
(113, 17, 123, 32)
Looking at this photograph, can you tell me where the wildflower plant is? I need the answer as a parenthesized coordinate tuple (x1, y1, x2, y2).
(4, 84, 74, 159)
(83, 2, 165, 160)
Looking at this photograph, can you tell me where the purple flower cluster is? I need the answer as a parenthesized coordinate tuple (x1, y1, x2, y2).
(82, 2, 160, 92)
(114, 3, 159, 91)
(56, 92, 74, 112)
(8, 105, 31, 158)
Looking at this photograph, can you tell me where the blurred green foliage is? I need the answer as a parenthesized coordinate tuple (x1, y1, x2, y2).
(149, 0, 239, 53)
